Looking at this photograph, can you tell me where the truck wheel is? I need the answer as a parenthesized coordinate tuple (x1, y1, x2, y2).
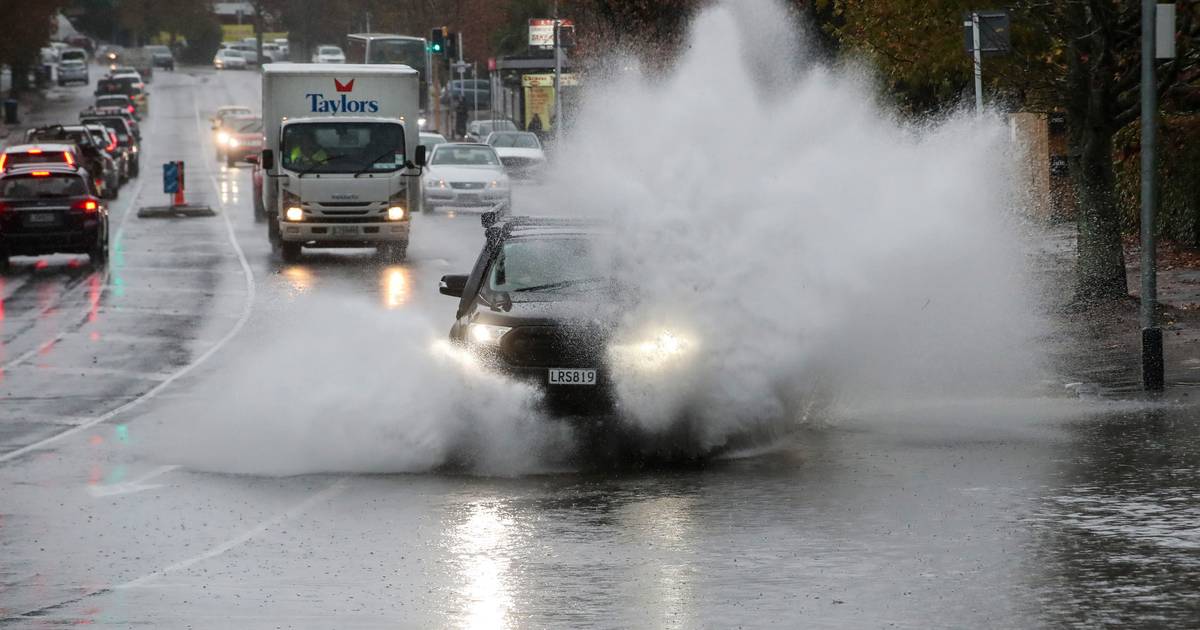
(280, 242, 302, 263)
(268, 215, 281, 245)
(379, 242, 407, 263)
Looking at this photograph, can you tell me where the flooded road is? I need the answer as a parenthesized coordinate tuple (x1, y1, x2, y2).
(2, 65, 1199, 629)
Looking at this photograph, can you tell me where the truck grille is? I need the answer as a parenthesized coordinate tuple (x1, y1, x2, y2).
(450, 182, 485, 190)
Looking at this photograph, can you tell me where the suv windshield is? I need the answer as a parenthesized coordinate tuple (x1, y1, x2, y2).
(431, 145, 500, 166)
(281, 122, 405, 173)
(487, 237, 605, 296)
(0, 174, 86, 198)
(488, 132, 540, 149)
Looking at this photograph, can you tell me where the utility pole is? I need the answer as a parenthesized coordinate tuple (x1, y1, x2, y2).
(553, 0, 563, 144)
(970, 12, 983, 116)
(1140, 0, 1172, 391)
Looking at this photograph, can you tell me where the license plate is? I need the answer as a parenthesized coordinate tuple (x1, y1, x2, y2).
(548, 368, 597, 386)
(25, 213, 57, 225)
(458, 193, 479, 204)
(333, 226, 358, 236)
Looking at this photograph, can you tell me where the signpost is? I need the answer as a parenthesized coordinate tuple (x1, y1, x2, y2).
(962, 11, 1010, 116)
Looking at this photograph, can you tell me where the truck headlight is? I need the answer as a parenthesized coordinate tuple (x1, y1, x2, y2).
(228, 138, 240, 148)
(387, 206, 405, 221)
(284, 206, 303, 222)
(216, 131, 230, 144)
(468, 323, 511, 347)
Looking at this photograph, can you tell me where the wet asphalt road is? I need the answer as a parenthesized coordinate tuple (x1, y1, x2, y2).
(2, 66, 1200, 628)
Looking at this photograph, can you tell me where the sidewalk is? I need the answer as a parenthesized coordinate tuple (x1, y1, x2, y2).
(1036, 222, 1200, 398)
(0, 85, 85, 149)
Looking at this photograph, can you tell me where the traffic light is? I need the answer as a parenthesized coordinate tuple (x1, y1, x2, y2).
(445, 31, 458, 59)
(430, 27, 446, 54)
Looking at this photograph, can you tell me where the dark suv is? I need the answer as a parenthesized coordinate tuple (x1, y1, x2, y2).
(80, 113, 141, 177)
(439, 214, 629, 415)
(24, 125, 120, 199)
(0, 165, 109, 270)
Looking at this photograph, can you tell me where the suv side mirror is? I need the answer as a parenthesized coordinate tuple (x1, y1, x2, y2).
(261, 149, 274, 170)
(414, 145, 427, 167)
(481, 210, 499, 228)
(439, 274, 468, 298)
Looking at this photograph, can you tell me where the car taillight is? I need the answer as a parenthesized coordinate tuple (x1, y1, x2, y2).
(0, 154, 7, 170)
(31, 171, 51, 177)
(106, 132, 118, 152)
(27, 148, 42, 154)
(127, 106, 135, 114)
(74, 198, 99, 213)
(63, 151, 75, 167)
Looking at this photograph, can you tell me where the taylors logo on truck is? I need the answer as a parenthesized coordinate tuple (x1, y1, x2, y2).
(306, 79, 380, 114)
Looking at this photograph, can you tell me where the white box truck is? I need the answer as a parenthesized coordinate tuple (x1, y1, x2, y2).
(259, 63, 425, 262)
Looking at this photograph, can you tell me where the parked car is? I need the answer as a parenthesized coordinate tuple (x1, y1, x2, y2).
(213, 49, 248, 70)
(311, 45, 345, 64)
(228, 43, 259, 65)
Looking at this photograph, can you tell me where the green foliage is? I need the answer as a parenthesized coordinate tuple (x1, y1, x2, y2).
(1116, 116, 1200, 247)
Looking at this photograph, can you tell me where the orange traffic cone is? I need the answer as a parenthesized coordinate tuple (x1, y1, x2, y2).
(173, 187, 185, 206)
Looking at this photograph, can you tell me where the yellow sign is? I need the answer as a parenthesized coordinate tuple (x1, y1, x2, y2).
(522, 73, 578, 88)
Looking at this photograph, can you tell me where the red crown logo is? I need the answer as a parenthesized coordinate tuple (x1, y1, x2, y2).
(334, 79, 355, 93)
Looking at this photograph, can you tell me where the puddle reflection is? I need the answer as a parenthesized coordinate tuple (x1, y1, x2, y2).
(450, 502, 516, 629)
(380, 266, 412, 309)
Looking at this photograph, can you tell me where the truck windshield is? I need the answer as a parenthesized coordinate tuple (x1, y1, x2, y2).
(281, 122, 405, 174)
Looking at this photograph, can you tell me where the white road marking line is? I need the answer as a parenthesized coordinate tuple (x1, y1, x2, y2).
(117, 478, 347, 588)
(88, 464, 180, 497)
(0, 86, 258, 466)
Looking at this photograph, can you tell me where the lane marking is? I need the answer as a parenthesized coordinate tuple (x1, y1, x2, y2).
(117, 478, 347, 588)
(88, 464, 180, 497)
(0, 78, 258, 466)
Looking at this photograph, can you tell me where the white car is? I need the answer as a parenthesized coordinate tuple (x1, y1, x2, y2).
(419, 132, 447, 153)
(465, 119, 518, 142)
(228, 43, 259, 65)
(311, 45, 345, 64)
(423, 143, 511, 211)
(484, 131, 547, 180)
(213, 49, 247, 70)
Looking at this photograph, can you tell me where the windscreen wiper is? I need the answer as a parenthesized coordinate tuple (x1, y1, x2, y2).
(296, 154, 348, 178)
(511, 277, 610, 293)
(352, 148, 403, 178)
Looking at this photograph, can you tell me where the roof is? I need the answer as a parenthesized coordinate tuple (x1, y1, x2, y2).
(3, 143, 76, 153)
(262, 62, 418, 77)
(2, 164, 83, 176)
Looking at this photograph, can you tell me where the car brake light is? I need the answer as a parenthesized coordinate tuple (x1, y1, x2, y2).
(106, 132, 118, 152)
(127, 106, 135, 114)
(63, 151, 75, 167)
(27, 148, 42, 154)
(0, 154, 7, 170)
(75, 198, 99, 212)
(31, 171, 51, 177)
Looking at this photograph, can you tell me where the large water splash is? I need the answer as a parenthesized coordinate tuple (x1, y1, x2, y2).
(549, 0, 1048, 448)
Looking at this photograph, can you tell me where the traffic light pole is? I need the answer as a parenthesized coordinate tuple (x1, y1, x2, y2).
(1141, 0, 1164, 391)
(553, 0, 562, 144)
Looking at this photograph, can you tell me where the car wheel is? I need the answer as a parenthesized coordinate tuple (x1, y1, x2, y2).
(379, 242, 407, 263)
(88, 235, 108, 266)
(280, 241, 302, 262)
(130, 162, 139, 177)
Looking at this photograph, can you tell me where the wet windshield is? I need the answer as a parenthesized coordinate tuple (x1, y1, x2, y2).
(487, 237, 604, 295)
(0, 174, 86, 198)
(488, 132, 541, 149)
(281, 122, 405, 173)
(430, 145, 500, 166)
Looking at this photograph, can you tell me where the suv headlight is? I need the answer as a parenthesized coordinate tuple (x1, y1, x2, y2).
(609, 330, 694, 371)
(489, 179, 509, 189)
(426, 178, 446, 189)
(468, 323, 511, 347)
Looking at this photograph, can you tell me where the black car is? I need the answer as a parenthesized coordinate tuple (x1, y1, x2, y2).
(80, 114, 140, 177)
(0, 165, 109, 270)
(439, 214, 637, 415)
